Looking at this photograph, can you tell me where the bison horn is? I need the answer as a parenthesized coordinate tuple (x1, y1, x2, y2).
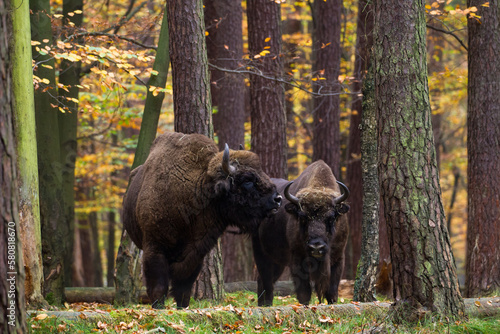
(284, 181, 300, 206)
(239, 144, 244, 150)
(333, 181, 350, 205)
(222, 143, 236, 175)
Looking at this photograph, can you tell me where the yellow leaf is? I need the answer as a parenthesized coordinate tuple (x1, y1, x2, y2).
(42, 39, 49, 43)
(68, 12, 75, 17)
(53, 14, 63, 19)
(475, 300, 481, 307)
(31, 41, 41, 46)
(41, 78, 50, 85)
(35, 314, 48, 321)
(41, 64, 53, 69)
(74, 9, 83, 14)
(205, 31, 209, 36)
(151, 70, 159, 75)
(264, 37, 271, 42)
(482, 2, 489, 6)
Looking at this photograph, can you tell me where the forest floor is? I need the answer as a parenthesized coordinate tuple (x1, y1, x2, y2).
(27, 285, 500, 334)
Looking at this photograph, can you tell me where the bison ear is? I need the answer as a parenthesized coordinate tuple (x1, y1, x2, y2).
(285, 202, 299, 215)
(214, 179, 231, 196)
(338, 203, 350, 214)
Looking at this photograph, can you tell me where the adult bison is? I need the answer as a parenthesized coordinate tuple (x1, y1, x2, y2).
(123, 132, 282, 308)
(252, 160, 349, 306)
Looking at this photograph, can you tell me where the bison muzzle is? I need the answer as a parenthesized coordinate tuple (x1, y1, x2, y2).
(252, 160, 349, 306)
(123, 132, 281, 308)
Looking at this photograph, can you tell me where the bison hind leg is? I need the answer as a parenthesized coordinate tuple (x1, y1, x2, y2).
(171, 263, 203, 309)
(144, 246, 170, 309)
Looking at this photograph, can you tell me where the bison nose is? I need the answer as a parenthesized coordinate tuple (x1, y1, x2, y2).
(308, 241, 327, 258)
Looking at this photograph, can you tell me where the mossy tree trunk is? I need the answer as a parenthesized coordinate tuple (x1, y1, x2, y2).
(167, 0, 223, 302)
(374, 0, 465, 319)
(114, 4, 171, 305)
(353, 64, 379, 302)
(30, 0, 66, 305)
(247, 0, 287, 179)
(345, 0, 373, 280)
(10, 0, 45, 308)
(465, 0, 500, 297)
(1, 1, 27, 329)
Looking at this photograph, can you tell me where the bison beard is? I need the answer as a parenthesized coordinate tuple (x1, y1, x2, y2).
(123, 132, 281, 308)
(252, 160, 349, 306)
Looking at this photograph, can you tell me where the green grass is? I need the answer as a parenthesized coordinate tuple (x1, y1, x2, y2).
(28, 292, 500, 333)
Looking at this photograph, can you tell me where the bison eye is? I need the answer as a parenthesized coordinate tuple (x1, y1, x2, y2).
(242, 181, 254, 190)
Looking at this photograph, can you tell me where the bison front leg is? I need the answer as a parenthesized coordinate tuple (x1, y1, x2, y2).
(252, 236, 280, 306)
(291, 260, 312, 305)
(171, 263, 202, 309)
(325, 257, 344, 304)
(143, 245, 169, 309)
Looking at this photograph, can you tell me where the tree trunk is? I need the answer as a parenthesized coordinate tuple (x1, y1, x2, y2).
(31, 0, 66, 305)
(167, 0, 223, 301)
(374, 0, 465, 319)
(1, 2, 27, 328)
(311, 0, 342, 176)
(114, 4, 170, 305)
(345, 0, 373, 280)
(90, 211, 103, 287)
(247, 0, 287, 179)
(168, 0, 213, 137)
(58, 0, 83, 288)
(465, 0, 500, 297)
(107, 211, 115, 287)
(204, 0, 252, 283)
(10, 0, 45, 308)
(353, 64, 378, 302)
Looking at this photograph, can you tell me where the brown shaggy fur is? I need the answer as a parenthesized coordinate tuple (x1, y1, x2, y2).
(252, 160, 349, 306)
(123, 132, 280, 308)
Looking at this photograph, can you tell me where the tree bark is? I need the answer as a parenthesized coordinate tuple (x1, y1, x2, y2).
(353, 64, 378, 302)
(311, 0, 342, 176)
(58, 0, 83, 288)
(31, 0, 66, 305)
(167, 0, 223, 302)
(10, 0, 45, 308)
(374, 0, 465, 319)
(114, 4, 170, 305)
(1, 1, 27, 328)
(247, 0, 287, 179)
(346, 0, 373, 280)
(107, 211, 116, 287)
(466, 0, 500, 297)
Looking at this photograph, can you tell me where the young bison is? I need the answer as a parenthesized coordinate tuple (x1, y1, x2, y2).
(252, 160, 349, 306)
(123, 132, 281, 308)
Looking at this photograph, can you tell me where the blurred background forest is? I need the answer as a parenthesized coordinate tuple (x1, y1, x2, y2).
(36, 0, 469, 288)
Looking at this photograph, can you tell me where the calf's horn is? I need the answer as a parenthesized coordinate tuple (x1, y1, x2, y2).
(222, 144, 236, 175)
(284, 181, 300, 206)
(333, 181, 350, 205)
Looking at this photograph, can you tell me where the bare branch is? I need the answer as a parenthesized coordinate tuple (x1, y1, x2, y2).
(426, 24, 468, 51)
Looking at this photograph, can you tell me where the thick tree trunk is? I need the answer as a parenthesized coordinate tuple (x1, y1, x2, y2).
(466, 0, 500, 297)
(346, 0, 373, 280)
(168, 0, 213, 137)
(353, 65, 378, 302)
(1, 2, 27, 328)
(311, 0, 342, 176)
(10, 0, 45, 308)
(247, 0, 287, 179)
(374, 0, 465, 319)
(114, 4, 170, 305)
(204, 0, 252, 283)
(167, 0, 223, 301)
(31, 0, 66, 305)
(58, 0, 83, 288)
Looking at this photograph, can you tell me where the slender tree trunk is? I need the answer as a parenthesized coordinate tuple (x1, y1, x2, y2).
(167, 0, 223, 301)
(90, 211, 103, 287)
(466, 0, 500, 297)
(353, 64, 378, 302)
(107, 211, 116, 287)
(58, 0, 83, 288)
(10, 0, 45, 308)
(31, 0, 66, 305)
(346, 0, 373, 279)
(114, 4, 170, 305)
(311, 0, 342, 176)
(1, 2, 27, 328)
(374, 0, 465, 319)
(247, 0, 287, 178)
